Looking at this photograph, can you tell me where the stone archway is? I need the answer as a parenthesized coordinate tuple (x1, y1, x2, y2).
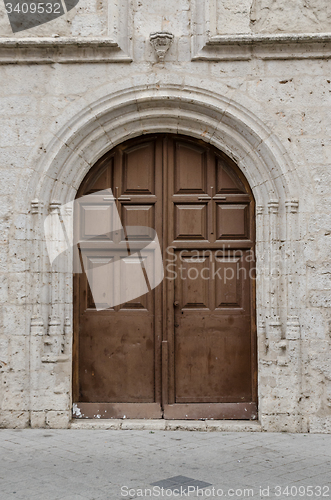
(28, 83, 301, 429)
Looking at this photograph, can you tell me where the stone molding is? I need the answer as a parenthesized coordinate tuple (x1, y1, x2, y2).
(0, 37, 132, 64)
(31, 199, 43, 214)
(285, 199, 299, 214)
(191, 0, 331, 61)
(2, 32, 330, 64)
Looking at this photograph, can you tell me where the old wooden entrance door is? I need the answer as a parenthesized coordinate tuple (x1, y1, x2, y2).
(73, 134, 257, 420)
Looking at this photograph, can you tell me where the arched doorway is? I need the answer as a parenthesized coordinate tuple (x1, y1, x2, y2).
(73, 134, 257, 420)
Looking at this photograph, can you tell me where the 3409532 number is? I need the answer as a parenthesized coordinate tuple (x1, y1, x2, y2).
(275, 486, 330, 497)
(5, 3, 61, 14)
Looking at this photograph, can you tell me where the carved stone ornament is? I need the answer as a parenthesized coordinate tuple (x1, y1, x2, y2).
(150, 32, 174, 61)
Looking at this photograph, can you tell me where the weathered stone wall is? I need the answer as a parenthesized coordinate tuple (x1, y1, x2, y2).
(217, 0, 253, 34)
(215, 0, 331, 35)
(2, 0, 331, 38)
(0, 0, 330, 431)
(250, 0, 331, 34)
(0, 0, 108, 37)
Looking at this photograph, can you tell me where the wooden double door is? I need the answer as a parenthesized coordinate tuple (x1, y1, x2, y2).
(73, 134, 257, 420)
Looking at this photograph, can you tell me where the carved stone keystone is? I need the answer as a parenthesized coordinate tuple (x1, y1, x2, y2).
(150, 32, 174, 61)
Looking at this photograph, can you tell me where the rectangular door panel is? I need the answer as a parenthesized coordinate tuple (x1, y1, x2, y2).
(214, 252, 251, 311)
(174, 315, 252, 402)
(215, 257, 242, 308)
(82, 205, 114, 239)
(173, 246, 253, 405)
(79, 311, 155, 403)
(174, 204, 207, 240)
(121, 204, 154, 233)
(163, 403, 258, 420)
(174, 142, 208, 194)
(120, 289, 149, 310)
(178, 255, 210, 309)
(216, 204, 250, 240)
(122, 142, 156, 195)
(83, 254, 115, 311)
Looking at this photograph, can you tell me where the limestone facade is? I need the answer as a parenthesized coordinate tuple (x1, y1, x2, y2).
(0, 0, 331, 431)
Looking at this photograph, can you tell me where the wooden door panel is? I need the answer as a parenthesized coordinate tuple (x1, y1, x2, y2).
(214, 253, 251, 311)
(216, 158, 246, 194)
(120, 292, 148, 310)
(81, 205, 114, 239)
(174, 317, 252, 402)
(177, 255, 210, 309)
(121, 204, 155, 232)
(82, 252, 116, 311)
(216, 204, 250, 240)
(118, 255, 150, 306)
(87, 160, 114, 193)
(122, 141, 155, 195)
(79, 313, 155, 403)
(173, 247, 252, 405)
(163, 402, 257, 420)
(174, 204, 208, 240)
(79, 247, 155, 404)
(174, 142, 208, 194)
(215, 259, 242, 308)
(78, 196, 119, 241)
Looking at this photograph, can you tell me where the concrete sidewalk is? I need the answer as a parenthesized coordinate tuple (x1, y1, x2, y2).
(0, 429, 330, 500)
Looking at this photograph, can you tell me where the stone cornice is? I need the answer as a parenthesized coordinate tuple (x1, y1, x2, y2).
(207, 32, 331, 45)
(0, 37, 132, 64)
(1, 32, 331, 64)
(192, 32, 331, 61)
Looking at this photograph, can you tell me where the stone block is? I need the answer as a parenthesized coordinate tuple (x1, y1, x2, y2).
(30, 411, 46, 428)
(0, 410, 29, 429)
(121, 420, 166, 431)
(3, 305, 29, 336)
(309, 417, 331, 434)
(166, 420, 207, 431)
(46, 411, 70, 429)
(70, 419, 122, 430)
(309, 291, 331, 308)
(261, 414, 305, 433)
